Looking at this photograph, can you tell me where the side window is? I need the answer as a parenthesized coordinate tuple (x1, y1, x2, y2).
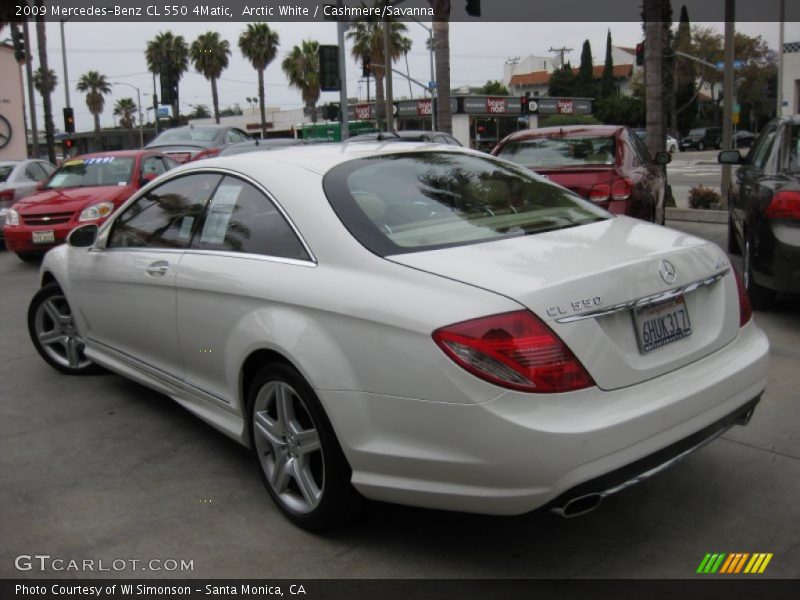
(107, 173, 221, 249)
(23, 166, 38, 181)
(627, 130, 650, 166)
(190, 176, 310, 260)
(140, 156, 167, 177)
(749, 124, 778, 172)
(37, 162, 55, 178)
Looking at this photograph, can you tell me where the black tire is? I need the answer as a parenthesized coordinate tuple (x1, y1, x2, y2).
(697, 141, 705, 151)
(744, 237, 774, 310)
(727, 213, 741, 255)
(17, 251, 43, 263)
(248, 362, 362, 531)
(27, 283, 105, 375)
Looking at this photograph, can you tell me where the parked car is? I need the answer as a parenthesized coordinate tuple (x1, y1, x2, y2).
(632, 128, 678, 153)
(492, 125, 671, 224)
(351, 130, 462, 146)
(0, 159, 56, 239)
(217, 138, 311, 157)
(733, 130, 757, 148)
(145, 125, 251, 163)
(28, 143, 768, 531)
(3, 150, 177, 261)
(680, 126, 722, 151)
(719, 115, 800, 307)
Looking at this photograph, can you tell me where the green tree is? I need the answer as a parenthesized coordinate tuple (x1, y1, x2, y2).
(481, 80, 509, 95)
(32, 67, 57, 95)
(576, 40, 596, 98)
(347, 3, 410, 130)
(600, 30, 616, 98)
(145, 31, 189, 126)
(238, 23, 279, 138)
(34, 1, 56, 163)
(189, 104, 211, 119)
(282, 40, 321, 124)
(113, 97, 137, 129)
(548, 62, 576, 97)
(596, 95, 646, 127)
(190, 32, 231, 124)
(76, 70, 112, 138)
(673, 5, 698, 134)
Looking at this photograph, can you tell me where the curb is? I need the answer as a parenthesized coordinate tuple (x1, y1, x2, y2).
(666, 207, 727, 224)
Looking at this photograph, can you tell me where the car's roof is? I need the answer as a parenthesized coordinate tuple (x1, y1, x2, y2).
(180, 141, 482, 177)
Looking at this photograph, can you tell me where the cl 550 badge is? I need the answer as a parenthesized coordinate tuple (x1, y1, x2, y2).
(547, 296, 603, 318)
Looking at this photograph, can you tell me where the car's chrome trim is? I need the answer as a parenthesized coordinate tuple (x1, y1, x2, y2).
(555, 268, 729, 323)
(92, 166, 317, 264)
(93, 246, 316, 268)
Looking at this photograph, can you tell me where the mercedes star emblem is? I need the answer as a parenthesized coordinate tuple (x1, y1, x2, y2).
(659, 260, 677, 284)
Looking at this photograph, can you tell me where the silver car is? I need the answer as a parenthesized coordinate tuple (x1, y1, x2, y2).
(0, 160, 56, 237)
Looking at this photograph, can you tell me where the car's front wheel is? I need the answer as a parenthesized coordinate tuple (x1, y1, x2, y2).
(27, 283, 104, 375)
(249, 362, 361, 531)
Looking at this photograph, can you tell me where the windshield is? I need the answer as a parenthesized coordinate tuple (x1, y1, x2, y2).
(152, 128, 220, 143)
(0, 165, 14, 183)
(497, 136, 616, 168)
(323, 151, 610, 256)
(688, 129, 705, 136)
(46, 157, 134, 189)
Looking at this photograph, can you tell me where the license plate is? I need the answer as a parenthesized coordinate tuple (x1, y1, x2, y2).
(32, 230, 55, 244)
(632, 296, 692, 354)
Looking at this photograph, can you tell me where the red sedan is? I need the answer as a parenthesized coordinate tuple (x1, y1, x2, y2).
(492, 125, 671, 223)
(3, 150, 177, 261)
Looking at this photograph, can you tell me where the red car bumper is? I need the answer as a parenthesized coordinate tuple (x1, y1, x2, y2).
(4, 221, 78, 254)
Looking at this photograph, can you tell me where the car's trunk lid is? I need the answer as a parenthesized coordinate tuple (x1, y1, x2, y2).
(390, 216, 738, 391)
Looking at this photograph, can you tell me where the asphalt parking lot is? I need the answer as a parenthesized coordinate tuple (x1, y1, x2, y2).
(1, 219, 799, 580)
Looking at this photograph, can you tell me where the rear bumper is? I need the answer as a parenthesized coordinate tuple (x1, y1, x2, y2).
(320, 321, 769, 515)
(753, 221, 800, 293)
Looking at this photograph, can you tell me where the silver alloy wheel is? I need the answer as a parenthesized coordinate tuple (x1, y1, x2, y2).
(33, 294, 92, 370)
(252, 381, 324, 514)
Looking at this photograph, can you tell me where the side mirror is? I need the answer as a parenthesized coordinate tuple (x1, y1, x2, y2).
(718, 150, 743, 165)
(139, 173, 158, 187)
(654, 151, 671, 166)
(67, 224, 99, 248)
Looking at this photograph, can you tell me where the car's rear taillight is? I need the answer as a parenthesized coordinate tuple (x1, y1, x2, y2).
(765, 190, 800, 220)
(0, 189, 15, 205)
(192, 147, 221, 161)
(432, 310, 595, 393)
(611, 178, 633, 201)
(589, 183, 611, 202)
(733, 270, 752, 326)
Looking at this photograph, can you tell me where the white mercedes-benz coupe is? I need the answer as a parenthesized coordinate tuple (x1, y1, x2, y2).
(28, 142, 769, 530)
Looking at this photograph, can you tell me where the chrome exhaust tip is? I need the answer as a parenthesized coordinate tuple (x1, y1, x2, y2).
(736, 406, 756, 426)
(551, 493, 603, 518)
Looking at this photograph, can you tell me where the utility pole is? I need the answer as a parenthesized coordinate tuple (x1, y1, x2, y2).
(777, 0, 784, 117)
(721, 0, 735, 207)
(22, 20, 39, 158)
(336, 6, 349, 140)
(548, 47, 573, 69)
(384, 19, 394, 132)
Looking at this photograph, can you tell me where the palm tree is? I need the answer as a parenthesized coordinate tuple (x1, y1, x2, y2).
(145, 31, 189, 126)
(190, 32, 231, 124)
(431, 0, 452, 134)
(114, 98, 137, 129)
(32, 67, 57, 95)
(238, 23, 279, 138)
(347, 5, 410, 130)
(282, 40, 321, 124)
(77, 70, 112, 139)
(34, 1, 56, 163)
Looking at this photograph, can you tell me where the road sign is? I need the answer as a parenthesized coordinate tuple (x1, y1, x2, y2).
(428, 81, 437, 89)
(733, 103, 741, 113)
(733, 113, 740, 124)
(715, 60, 744, 71)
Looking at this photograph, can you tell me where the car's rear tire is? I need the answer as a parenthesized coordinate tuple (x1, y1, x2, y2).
(27, 283, 104, 375)
(17, 251, 43, 263)
(248, 362, 362, 531)
(727, 213, 741, 255)
(697, 141, 705, 151)
(744, 237, 774, 310)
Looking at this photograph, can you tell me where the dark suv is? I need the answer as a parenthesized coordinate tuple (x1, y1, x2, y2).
(680, 127, 721, 151)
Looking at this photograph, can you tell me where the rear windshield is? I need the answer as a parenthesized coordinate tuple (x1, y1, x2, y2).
(0, 165, 13, 183)
(497, 136, 616, 168)
(323, 151, 610, 256)
(152, 128, 219, 143)
(45, 157, 134, 189)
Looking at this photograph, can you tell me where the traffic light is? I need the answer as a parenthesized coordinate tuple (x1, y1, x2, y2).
(322, 103, 340, 121)
(466, 0, 481, 17)
(319, 45, 340, 92)
(63, 107, 75, 134)
(11, 24, 26, 63)
(636, 43, 645, 67)
(63, 138, 74, 151)
(361, 56, 371, 78)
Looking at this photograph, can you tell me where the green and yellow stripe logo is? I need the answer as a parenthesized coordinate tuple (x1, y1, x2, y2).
(696, 552, 773, 574)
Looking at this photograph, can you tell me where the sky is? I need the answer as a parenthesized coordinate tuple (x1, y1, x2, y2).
(20, 19, 800, 132)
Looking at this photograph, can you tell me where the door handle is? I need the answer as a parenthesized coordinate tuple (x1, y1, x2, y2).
(145, 261, 169, 276)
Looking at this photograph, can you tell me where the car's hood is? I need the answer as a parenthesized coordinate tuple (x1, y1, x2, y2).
(390, 216, 738, 391)
(13, 185, 134, 214)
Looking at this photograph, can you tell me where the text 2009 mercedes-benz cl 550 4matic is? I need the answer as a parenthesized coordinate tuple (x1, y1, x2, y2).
(28, 143, 769, 531)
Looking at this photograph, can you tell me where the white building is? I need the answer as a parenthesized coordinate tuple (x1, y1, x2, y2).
(781, 42, 800, 116)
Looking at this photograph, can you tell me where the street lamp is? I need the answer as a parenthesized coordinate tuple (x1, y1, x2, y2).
(113, 81, 144, 148)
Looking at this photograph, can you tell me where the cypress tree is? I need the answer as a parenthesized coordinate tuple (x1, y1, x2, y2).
(600, 29, 616, 98)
